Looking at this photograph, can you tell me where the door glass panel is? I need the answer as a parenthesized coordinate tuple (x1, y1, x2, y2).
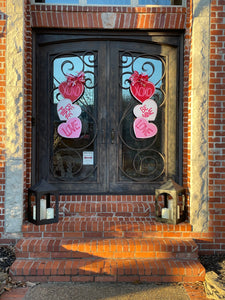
(139, 0, 171, 4)
(44, 0, 79, 3)
(87, 0, 131, 4)
(119, 52, 166, 182)
(37, 0, 182, 5)
(51, 52, 98, 181)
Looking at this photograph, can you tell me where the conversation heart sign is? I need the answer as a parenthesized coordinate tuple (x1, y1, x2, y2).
(129, 71, 155, 103)
(58, 117, 82, 139)
(133, 117, 157, 139)
(59, 72, 85, 102)
(133, 99, 158, 121)
(57, 99, 81, 121)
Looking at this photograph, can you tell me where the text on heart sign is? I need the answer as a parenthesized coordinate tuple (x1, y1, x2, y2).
(133, 118, 158, 139)
(57, 99, 81, 121)
(58, 117, 82, 139)
(132, 84, 155, 99)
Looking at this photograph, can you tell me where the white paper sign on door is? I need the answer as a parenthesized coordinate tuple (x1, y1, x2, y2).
(83, 151, 94, 165)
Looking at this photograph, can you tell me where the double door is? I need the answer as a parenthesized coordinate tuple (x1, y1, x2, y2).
(33, 32, 181, 194)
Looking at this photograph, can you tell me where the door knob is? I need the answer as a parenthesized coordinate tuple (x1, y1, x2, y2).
(111, 129, 115, 144)
(101, 118, 106, 144)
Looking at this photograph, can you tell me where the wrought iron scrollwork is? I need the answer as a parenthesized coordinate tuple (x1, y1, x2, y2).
(119, 51, 166, 182)
(50, 51, 98, 181)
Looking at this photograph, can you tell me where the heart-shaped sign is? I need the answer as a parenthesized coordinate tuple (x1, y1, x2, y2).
(59, 72, 85, 102)
(59, 81, 84, 102)
(130, 81, 155, 103)
(133, 117, 157, 139)
(133, 99, 158, 121)
(129, 71, 155, 103)
(58, 117, 82, 139)
(57, 99, 81, 121)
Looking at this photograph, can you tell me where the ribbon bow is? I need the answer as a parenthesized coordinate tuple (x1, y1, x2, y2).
(129, 71, 149, 86)
(66, 71, 85, 87)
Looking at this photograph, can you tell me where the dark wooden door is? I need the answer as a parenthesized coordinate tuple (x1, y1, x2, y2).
(33, 32, 182, 194)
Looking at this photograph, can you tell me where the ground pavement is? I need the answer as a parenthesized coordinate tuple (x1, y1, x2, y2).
(0, 282, 210, 300)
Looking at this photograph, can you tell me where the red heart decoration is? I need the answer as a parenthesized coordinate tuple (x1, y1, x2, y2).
(59, 81, 84, 102)
(130, 81, 155, 103)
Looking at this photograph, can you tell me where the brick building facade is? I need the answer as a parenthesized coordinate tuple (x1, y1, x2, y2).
(0, 0, 224, 282)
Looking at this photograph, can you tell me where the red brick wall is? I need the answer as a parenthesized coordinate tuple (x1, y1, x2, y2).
(25, 3, 193, 230)
(1, 0, 225, 254)
(0, 0, 6, 241)
(24, 2, 189, 222)
(30, 5, 186, 29)
(207, 0, 225, 253)
(23, 1, 193, 234)
(24, 0, 33, 219)
(183, 0, 192, 219)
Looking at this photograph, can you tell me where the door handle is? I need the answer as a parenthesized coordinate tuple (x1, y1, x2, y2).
(101, 118, 106, 144)
(111, 129, 115, 144)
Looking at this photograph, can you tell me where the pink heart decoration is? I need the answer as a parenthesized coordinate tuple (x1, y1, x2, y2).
(133, 99, 158, 121)
(58, 117, 82, 139)
(59, 81, 84, 102)
(130, 81, 155, 103)
(133, 118, 158, 139)
(57, 99, 81, 121)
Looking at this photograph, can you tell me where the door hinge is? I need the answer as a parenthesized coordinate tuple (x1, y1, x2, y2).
(32, 117, 36, 126)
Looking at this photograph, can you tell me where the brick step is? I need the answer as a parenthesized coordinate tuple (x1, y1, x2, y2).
(10, 258, 205, 283)
(15, 238, 198, 260)
(22, 217, 192, 239)
(60, 202, 154, 217)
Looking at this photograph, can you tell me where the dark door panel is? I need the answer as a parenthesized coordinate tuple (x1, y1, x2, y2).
(108, 41, 178, 193)
(35, 41, 108, 193)
(33, 31, 183, 194)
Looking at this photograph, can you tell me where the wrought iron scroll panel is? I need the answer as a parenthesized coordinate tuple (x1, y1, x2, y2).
(49, 49, 166, 184)
(118, 52, 166, 182)
(50, 52, 98, 182)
